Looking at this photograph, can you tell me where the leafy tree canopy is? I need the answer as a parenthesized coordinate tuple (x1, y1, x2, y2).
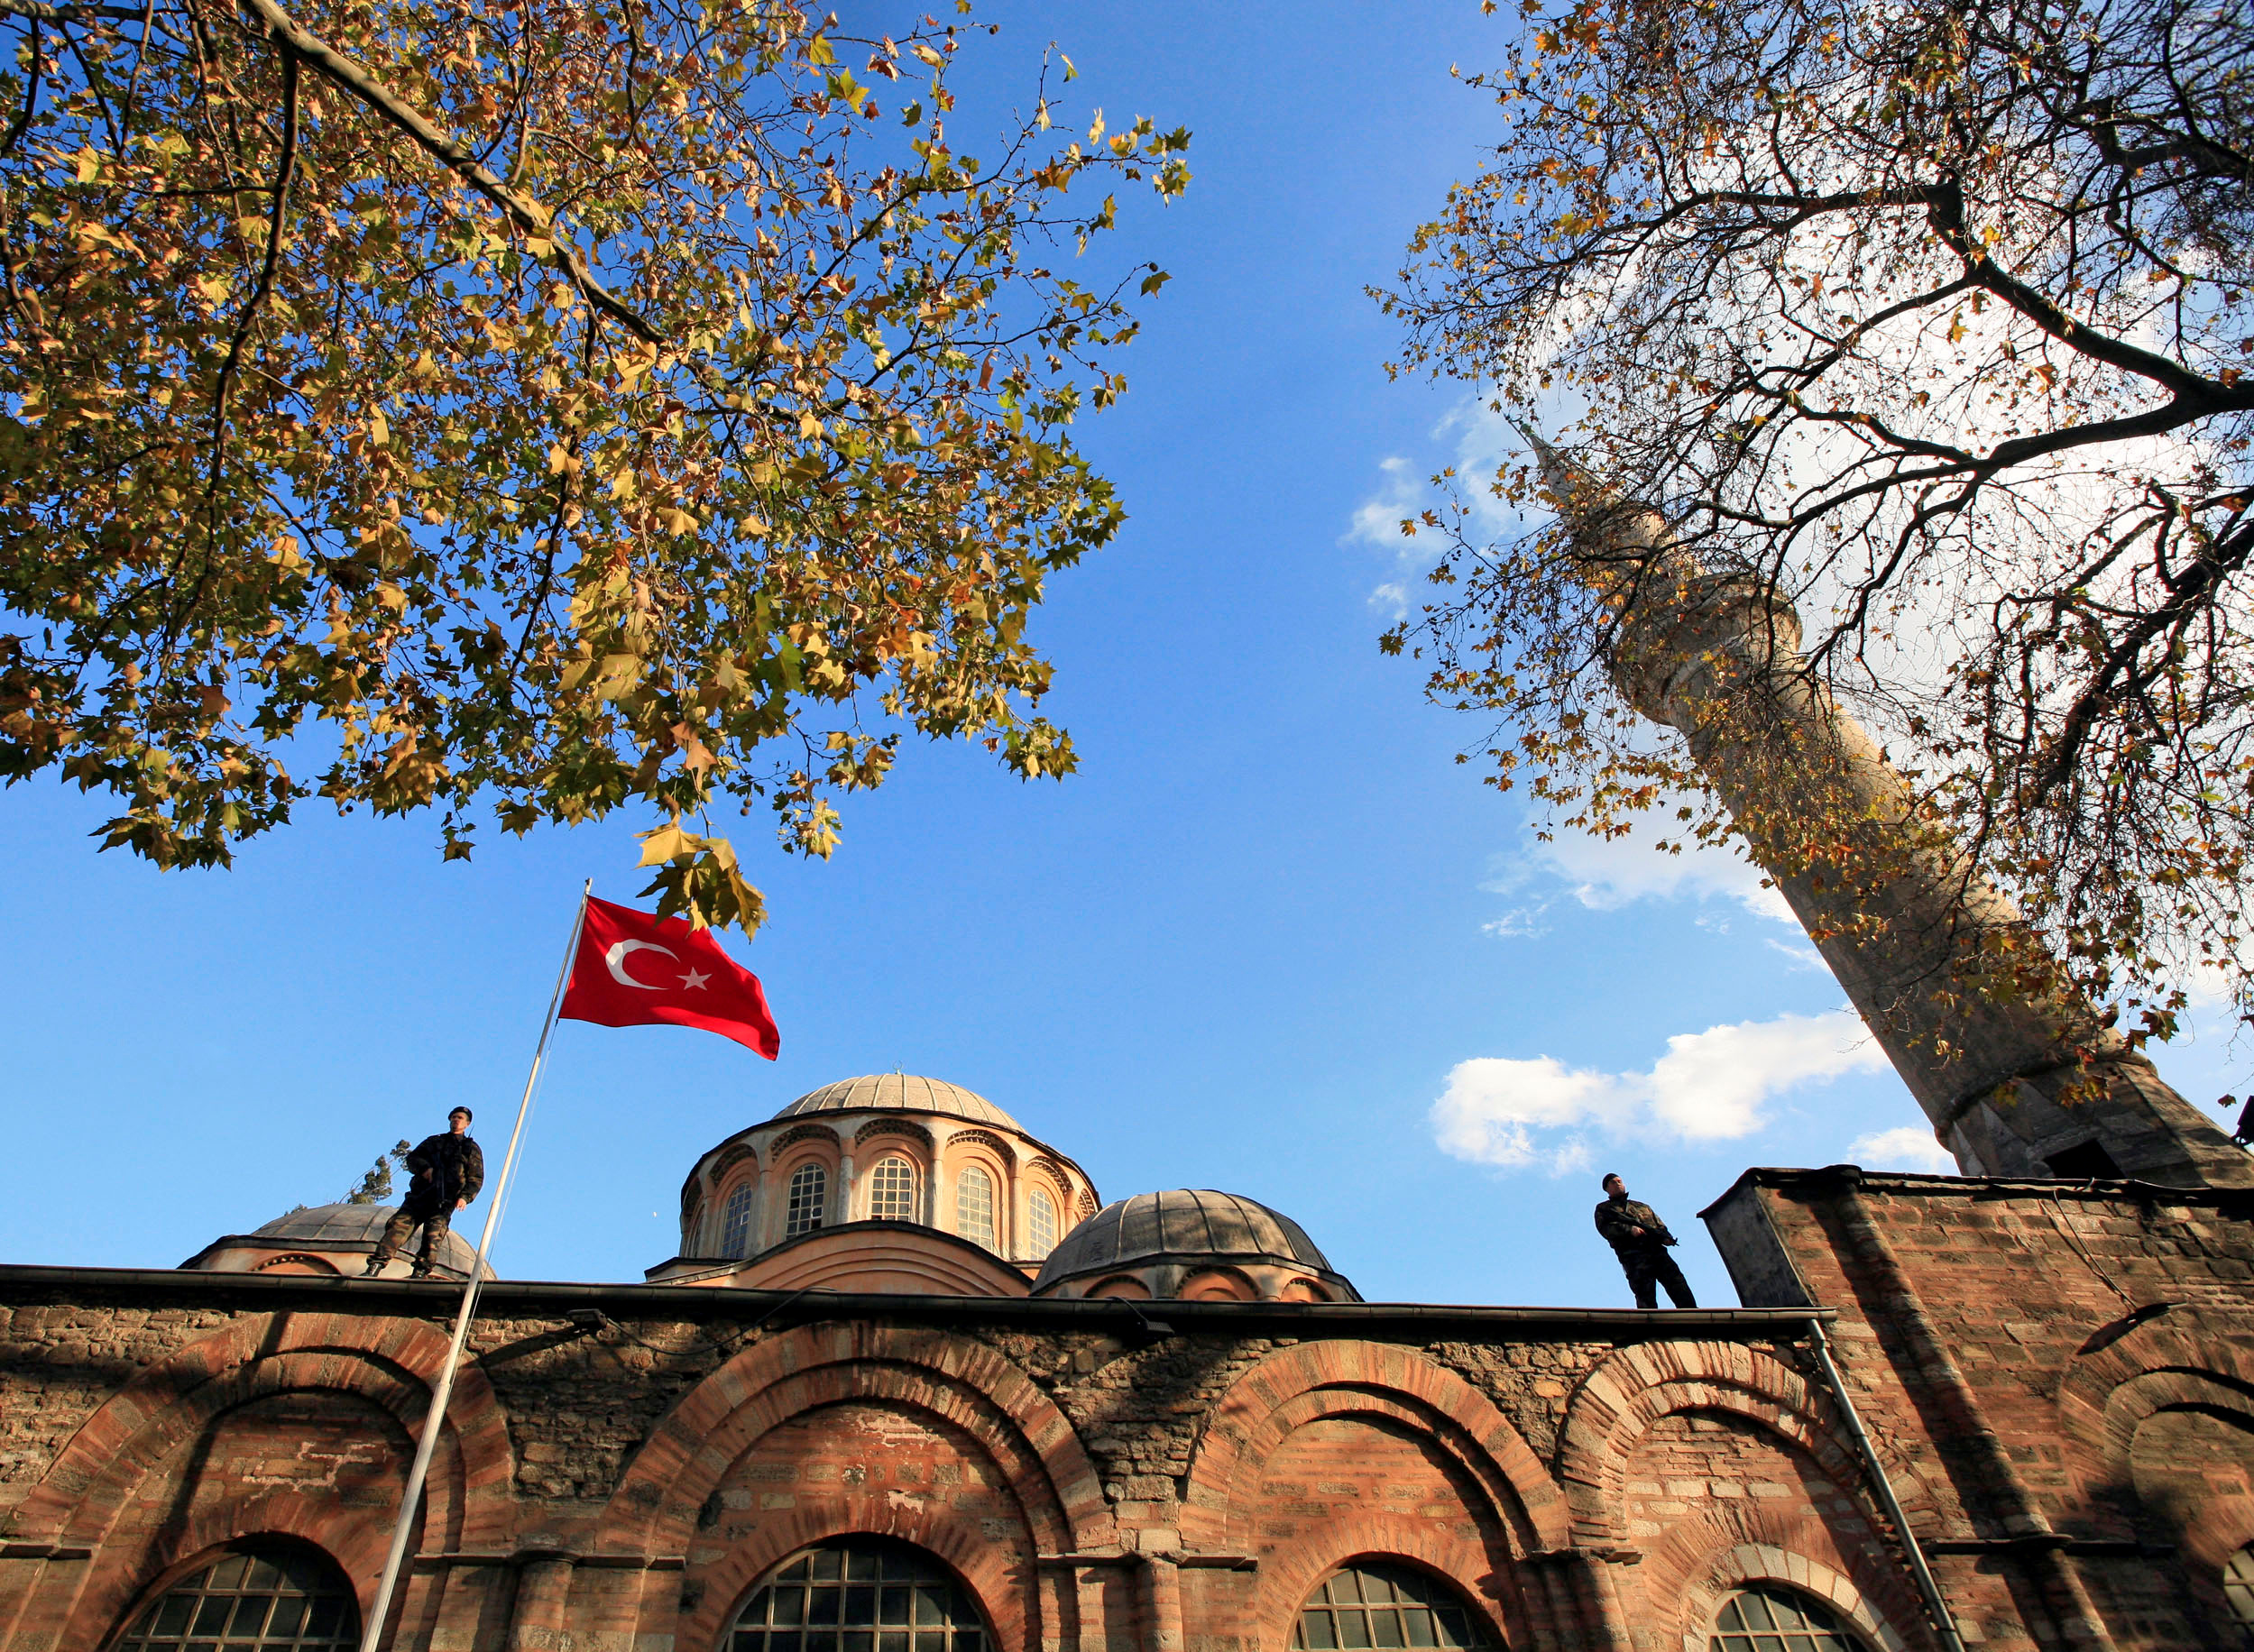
(0, 0, 1188, 929)
(1384, 0, 2253, 1041)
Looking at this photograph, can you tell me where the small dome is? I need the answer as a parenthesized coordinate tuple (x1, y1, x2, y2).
(1034, 1189, 1344, 1292)
(206, 1202, 483, 1278)
(770, 1074, 1022, 1131)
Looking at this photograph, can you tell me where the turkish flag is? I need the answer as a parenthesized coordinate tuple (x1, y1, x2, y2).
(558, 897, 780, 1058)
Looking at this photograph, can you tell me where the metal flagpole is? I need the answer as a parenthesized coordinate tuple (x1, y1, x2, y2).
(358, 879, 593, 1652)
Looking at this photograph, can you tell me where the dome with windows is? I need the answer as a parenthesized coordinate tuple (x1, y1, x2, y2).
(650, 1073, 1099, 1296)
(1032, 1189, 1360, 1302)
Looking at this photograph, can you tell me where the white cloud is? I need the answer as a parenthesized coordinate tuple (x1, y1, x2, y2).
(1647, 1012, 1888, 1138)
(1486, 816, 1796, 929)
(1431, 1009, 1887, 1174)
(1481, 907, 1549, 940)
(1367, 581, 1409, 619)
(1346, 455, 1423, 548)
(1845, 1125, 1956, 1174)
(1765, 938, 1826, 972)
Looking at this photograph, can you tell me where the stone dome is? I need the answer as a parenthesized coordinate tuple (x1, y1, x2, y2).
(1033, 1189, 1358, 1299)
(769, 1073, 1023, 1131)
(179, 1202, 486, 1279)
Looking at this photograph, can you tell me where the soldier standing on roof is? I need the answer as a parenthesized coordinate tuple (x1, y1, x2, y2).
(363, 1107, 485, 1278)
(1594, 1172, 1697, 1309)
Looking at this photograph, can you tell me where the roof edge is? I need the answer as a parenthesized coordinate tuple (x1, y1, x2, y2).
(1697, 1162, 2254, 1219)
(0, 1262, 1832, 1332)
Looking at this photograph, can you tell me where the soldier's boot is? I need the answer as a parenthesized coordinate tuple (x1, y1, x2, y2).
(360, 1255, 386, 1277)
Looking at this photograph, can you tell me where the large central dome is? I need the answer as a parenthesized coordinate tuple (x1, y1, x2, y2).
(771, 1073, 1023, 1131)
(655, 1072, 1096, 1296)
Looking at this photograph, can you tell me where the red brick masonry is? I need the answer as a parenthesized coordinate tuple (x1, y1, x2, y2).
(5, 1166, 2253, 1650)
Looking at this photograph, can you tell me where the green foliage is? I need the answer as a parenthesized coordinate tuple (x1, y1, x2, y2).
(343, 1137, 410, 1203)
(0, 0, 1188, 930)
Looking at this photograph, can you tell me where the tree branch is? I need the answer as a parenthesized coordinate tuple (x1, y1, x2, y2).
(232, 0, 662, 344)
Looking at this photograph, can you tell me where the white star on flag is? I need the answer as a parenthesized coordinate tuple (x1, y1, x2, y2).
(677, 968, 712, 989)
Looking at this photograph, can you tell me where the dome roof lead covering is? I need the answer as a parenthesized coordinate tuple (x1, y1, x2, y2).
(770, 1073, 1022, 1131)
(1034, 1189, 1337, 1289)
(235, 1202, 484, 1276)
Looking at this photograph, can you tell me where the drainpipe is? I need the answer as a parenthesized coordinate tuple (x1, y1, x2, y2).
(1804, 1317, 1968, 1652)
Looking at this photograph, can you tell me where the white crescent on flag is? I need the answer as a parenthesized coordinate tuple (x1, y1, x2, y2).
(604, 939, 676, 989)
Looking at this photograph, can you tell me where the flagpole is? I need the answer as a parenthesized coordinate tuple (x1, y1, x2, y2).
(358, 879, 592, 1652)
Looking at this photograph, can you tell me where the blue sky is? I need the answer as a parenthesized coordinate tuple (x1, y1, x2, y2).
(5, 4, 2244, 1308)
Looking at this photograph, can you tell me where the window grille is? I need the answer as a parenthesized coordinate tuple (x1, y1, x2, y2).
(722, 1183, 756, 1256)
(730, 1537, 989, 1652)
(1709, 1586, 1863, 1652)
(955, 1165, 997, 1250)
(1027, 1189, 1057, 1258)
(1291, 1564, 1491, 1651)
(786, 1163, 828, 1237)
(868, 1156, 919, 1222)
(112, 1546, 357, 1652)
(2222, 1546, 2254, 1639)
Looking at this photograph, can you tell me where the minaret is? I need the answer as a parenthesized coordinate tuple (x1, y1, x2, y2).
(1530, 441, 2249, 1187)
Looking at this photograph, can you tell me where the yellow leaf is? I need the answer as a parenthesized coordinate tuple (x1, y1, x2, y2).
(637, 823, 690, 865)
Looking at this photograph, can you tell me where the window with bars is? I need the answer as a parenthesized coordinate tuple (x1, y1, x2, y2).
(1708, 1586, 1863, 1652)
(868, 1156, 919, 1222)
(1027, 1189, 1057, 1259)
(786, 1163, 828, 1238)
(955, 1164, 997, 1250)
(729, 1538, 989, 1652)
(722, 1183, 757, 1256)
(111, 1546, 358, 1652)
(1290, 1563, 1492, 1651)
(2222, 1546, 2254, 1641)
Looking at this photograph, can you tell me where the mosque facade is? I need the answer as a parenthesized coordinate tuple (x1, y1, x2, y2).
(5, 1073, 2254, 1652)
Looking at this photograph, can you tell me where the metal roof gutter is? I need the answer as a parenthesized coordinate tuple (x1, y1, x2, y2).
(0, 1262, 1830, 1334)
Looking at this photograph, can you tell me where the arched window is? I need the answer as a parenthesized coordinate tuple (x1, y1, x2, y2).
(2222, 1546, 2254, 1639)
(955, 1164, 997, 1250)
(1027, 1188, 1057, 1258)
(1292, 1562, 1493, 1651)
(1709, 1585, 1863, 1652)
(721, 1182, 757, 1256)
(111, 1544, 357, 1651)
(785, 1163, 827, 1238)
(869, 1155, 919, 1222)
(730, 1537, 989, 1652)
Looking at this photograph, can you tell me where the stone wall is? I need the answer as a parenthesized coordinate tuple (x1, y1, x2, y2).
(8, 1174, 2254, 1652)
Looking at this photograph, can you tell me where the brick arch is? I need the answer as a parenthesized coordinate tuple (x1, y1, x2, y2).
(7, 1312, 514, 1555)
(1254, 1514, 1527, 1652)
(947, 1128, 1019, 1167)
(1181, 1340, 1567, 1555)
(2058, 1308, 2254, 1487)
(675, 1506, 1034, 1652)
(1555, 1342, 1909, 1546)
(594, 1320, 1109, 1561)
(710, 1142, 759, 1176)
(1673, 1544, 1910, 1652)
(857, 1118, 936, 1152)
(770, 1123, 842, 1155)
(74, 1500, 398, 1652)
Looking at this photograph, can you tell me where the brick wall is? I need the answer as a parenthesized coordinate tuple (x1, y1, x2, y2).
(17, 1198, 2254, 1652)
(1715, 1169, 2254, 1652)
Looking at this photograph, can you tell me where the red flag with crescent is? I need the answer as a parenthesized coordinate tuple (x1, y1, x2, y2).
(558, 897, 780, 1058)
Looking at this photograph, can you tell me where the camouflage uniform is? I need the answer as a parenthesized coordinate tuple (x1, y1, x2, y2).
(368, 1132, 485, 1277)
(1593, 1194, 1697, 1309)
